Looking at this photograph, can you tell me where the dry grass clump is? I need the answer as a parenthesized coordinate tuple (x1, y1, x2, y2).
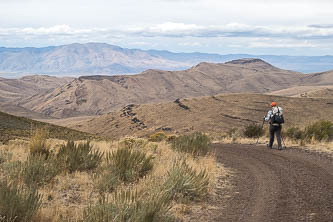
(105, 147, 154, 183)
(94, 147, 154, 193)
(20, 155, 60, 188)
(0, 133, 220, 221)
(83, 189, 176, 222)
(0, 180, 42, 222)
(163, 158, 209, 201)
(29, 128, 51, 158)
(57, 140, 104, 173)
(171, 132, 211, 156)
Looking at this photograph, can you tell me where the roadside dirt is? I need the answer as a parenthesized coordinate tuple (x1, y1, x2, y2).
(206, 144, 333, 222)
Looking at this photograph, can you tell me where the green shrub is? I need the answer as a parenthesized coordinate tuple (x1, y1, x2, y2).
(20, 154, 60, 187)
(83, 189, 175, 222)
(304, 120, 333, 142)
(243, 124, 264, 138)
(149, 132, 168, 142)
(29, 128, 51, 158)
(285, 127, 304, 141)
(163, 159, 209, 201)
(105, 147, 154, 183)
(171, 132, 210, 156)
(0, 180, 42, 222)
(57, 141, 103, 173)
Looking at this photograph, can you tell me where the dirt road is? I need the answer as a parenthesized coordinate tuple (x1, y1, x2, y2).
(212, 144, 333, 222)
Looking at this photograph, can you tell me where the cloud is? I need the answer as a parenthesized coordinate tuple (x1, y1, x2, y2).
(248, 40, 317, 48)
(123, 22, 333, 40)
(2, 23, 333, 40)
(1, 23, 333, 53)
(308, 24, 333, 29)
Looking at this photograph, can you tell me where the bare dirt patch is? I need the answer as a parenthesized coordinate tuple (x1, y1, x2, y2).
(210, 143, 333, 222)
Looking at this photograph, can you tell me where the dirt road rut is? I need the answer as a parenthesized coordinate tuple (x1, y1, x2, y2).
(213, 144, 333, 222)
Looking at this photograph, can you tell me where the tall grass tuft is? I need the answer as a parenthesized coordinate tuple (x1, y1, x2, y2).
(285, 126, 304, 141)
(83, 189, 175, 222)
(171, 132, 211, 156)
(0, 180, 42, 222)
(163, 159, 209, 201)
(304, 120, 333, 142)
(105, 147, 154, 183)
(0, 150, 11, 165)
(94, 170, 120, 194)
(57, 140, 103, 173)
(285, 120, 333, 142)
(29, 128, 50, 159)
(243, 124, 264, 138)
(20, 154, 60, 187)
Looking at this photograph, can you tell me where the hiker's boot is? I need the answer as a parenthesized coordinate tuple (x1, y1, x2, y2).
(267, 144, 273, 149)
(278, 146, 283, 150)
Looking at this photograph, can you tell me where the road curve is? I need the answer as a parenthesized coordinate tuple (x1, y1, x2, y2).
(213, 144, 333, 222)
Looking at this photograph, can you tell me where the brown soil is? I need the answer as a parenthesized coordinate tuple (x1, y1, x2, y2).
(205, 144, 333, 222)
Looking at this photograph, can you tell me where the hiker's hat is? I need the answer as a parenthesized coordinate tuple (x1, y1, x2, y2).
(271, 102, 277, 107)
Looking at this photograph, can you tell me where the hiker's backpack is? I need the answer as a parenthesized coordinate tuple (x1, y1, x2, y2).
(271, 106, 284, 124)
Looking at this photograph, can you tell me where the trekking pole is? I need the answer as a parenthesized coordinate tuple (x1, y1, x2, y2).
(281, 134, 287, 149)
(256, 118, 265, 144)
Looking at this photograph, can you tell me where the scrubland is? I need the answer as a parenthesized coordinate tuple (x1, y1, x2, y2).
(0, 131, 223, 222)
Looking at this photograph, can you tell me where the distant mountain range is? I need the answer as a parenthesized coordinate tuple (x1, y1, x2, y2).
(14, 59, 333, 118)
(0, 43, 332, 76)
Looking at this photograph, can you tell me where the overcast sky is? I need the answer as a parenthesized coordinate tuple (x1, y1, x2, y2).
(1, 0, 333, 55)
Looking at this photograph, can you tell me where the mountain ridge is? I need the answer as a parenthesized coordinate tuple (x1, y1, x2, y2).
(0, 43, 332, 76)
(18, 59, 310, 118)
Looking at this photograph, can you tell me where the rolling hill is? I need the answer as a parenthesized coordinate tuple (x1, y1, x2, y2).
(0, 110, 93, 143)
(19, 59, 307, 118)
(0, 75, 73, 102)
(0, 75, 73, 118)
(60, 93, 333, 139)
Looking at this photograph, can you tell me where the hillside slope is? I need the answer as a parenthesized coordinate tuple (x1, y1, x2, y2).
(0, 75, 73, 102)
(0, 111, 92, 143)
(0, 75, 73, 117)
(62, 93, 333, 138)
(20, 59, 304, 118)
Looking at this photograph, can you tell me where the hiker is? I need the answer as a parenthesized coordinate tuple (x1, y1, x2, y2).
(264, 102, 284, 150)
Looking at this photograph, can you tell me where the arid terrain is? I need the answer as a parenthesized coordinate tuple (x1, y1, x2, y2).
(1, 58, 333, 222)
(6, 58, 332, 119)
(45, 93, 333, 139)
